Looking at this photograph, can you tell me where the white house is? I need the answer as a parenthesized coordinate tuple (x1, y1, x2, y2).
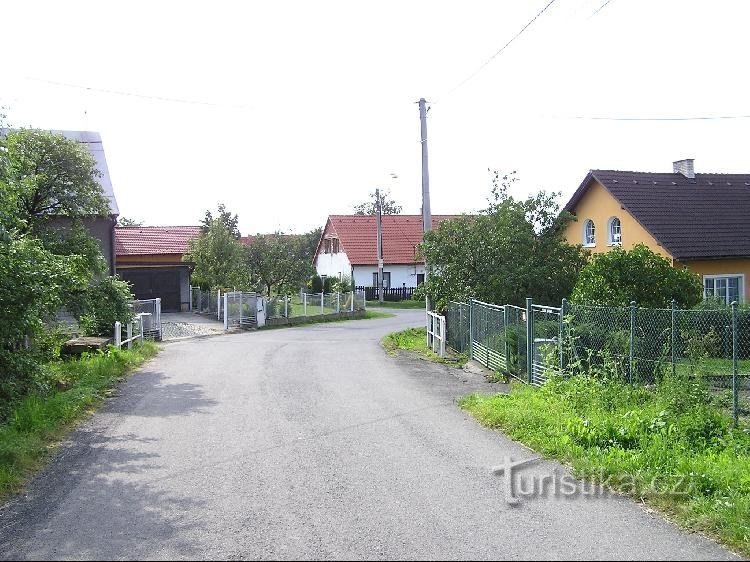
(314, 214, 458, 290)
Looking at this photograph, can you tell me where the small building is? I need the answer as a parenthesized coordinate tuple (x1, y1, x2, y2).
(563, 159, 750, 304)
(115, 226, 202, 312)
(314, 214, 457, 291)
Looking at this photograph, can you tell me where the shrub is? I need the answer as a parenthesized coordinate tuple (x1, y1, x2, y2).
(310, 274, 323, 294)
(75, 277, 134, 337)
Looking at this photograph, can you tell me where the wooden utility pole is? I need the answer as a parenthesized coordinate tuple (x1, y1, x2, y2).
(376, 188, 384, 303)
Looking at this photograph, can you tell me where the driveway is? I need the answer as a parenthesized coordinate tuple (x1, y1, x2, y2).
(0, 310, 740, 560)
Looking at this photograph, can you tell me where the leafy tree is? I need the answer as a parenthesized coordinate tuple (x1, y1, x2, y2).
(76, 276, 134, 336)
(310, 274, 324, 294)
(184, 218, 248, 290)
(245, 233, 315, 296)
(571, 244, 703, 308)
(201, 203, 241, 239)
(353, 189, 402, 215)
(0, 129, 109, 232)
(117, 217, 143, 227)
(417, 177, 588, 311)
(300, 227, 323, 261)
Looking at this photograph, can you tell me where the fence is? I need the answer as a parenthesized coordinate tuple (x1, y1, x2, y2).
(114, 313, 150, 350)
(265, 291, 367, 321)
(356, 286, 417, 302)
(130, 298, 162, 340)
(223, 291, 258, 329)
(443, 298, 750, 425)
(426, 311, 446, 357)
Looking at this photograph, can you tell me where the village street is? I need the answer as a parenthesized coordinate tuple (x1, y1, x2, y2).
(0, 311, 737, 560)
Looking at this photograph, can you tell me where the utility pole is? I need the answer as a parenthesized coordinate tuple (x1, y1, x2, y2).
(376, 188, 384, 303)
(418, 98, 432, 313)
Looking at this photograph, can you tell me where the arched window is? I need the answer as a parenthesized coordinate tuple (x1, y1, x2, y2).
(608, 217, 622, 245)
(583, 219, 596, 246)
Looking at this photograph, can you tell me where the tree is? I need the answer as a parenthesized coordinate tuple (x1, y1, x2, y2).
(571, 244, 703, 308)
(201, 203, 241, 239)
(417, 177, 588, 311)
(117, 217, 143, 227)
(300, 227, 323, 261)
(353, 189, 402, 215)
(184, 218, 248, 290)
(0, 129, 109, 232)
(245, 233, 315, 296)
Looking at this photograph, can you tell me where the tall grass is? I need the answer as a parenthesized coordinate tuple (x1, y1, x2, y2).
(0, 343, 158, 499)
(461, 374, 750, 556)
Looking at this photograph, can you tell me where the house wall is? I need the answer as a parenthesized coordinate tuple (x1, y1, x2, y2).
(564, 180, 672, 260)
(352, 264, 424, 288)
(315, 250, 352, 280)
(677, 259, 750, 302)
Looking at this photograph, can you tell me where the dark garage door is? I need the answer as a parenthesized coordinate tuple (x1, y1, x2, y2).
(120, 268, 181, 312)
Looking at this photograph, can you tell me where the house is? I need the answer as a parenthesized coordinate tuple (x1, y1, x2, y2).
(314, 215, 458, 290)
(115, 226, 202, 312)
(1, 129, 120, 274)
(563, 159, 750, 304)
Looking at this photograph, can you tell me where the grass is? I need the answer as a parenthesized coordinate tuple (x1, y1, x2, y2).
(460, 375, 750, 556)
(0, 342, 159, 500)
(367, 299, 425, 309)
(260, 309, 394, 330)
(382, 327, 468, 366)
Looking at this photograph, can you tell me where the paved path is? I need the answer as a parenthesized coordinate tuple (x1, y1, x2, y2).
(0, 310, 740, 560)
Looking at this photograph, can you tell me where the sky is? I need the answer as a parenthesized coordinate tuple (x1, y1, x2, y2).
(3, 0, 749, 236)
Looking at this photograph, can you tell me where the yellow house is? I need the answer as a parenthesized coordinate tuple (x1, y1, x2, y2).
(563, 160, 750, 304)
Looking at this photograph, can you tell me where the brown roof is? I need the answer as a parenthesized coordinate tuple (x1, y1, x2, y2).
(317, 215, 461, 265)
(115, 226, 202, 256)
(564, 170, 750, 260)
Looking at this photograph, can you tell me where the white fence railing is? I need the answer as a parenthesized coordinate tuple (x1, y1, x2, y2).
(426, 310, 446, 357)
(114, 313, 150, 350)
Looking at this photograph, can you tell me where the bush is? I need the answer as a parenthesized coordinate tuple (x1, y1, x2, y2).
(75, 277, 134, 337)
(323, 276, 335, 294)
(310, 274, 323, 293)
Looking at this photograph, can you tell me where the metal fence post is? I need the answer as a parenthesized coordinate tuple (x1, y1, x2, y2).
(526, 298, 533, 384)
(560, 298, 567, 373)
(337, 292, 341, 314)
(468, 300, 473, 359)
(732, 300, 739, 426)
(217, 290, 221, 321)
(285, 295, 289, 318)
(629, 301, 636, 384)
(351, 291, 354, 312)
(114, 321, 121, 349)
(224, 293, 229, 330)
(304, 293, 307, 316)
(139, 315, 145, 342)
(440, 316, 446, 357)
(503, 305, 509, 367)
(126, 322, 132, 350)
(671, 299, 677, 376)
(321, 292, 324, 314)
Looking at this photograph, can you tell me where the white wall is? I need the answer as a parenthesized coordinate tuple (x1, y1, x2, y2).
(315, 251, 352, 280)
(353, 264, 424, 288)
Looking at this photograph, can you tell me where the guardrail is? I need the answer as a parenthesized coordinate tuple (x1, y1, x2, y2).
(114, 313, 150, 350)
(426, 310, 446, 357)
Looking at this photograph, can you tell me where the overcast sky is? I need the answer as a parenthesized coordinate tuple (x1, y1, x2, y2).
(3, 0, 749, 235)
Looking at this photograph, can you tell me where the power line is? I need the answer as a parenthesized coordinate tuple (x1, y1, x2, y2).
(435, 0, 558, 104)
(590, 0, 615, 18)
(566, 113, 750, 121)
(12, 75, 247, 109)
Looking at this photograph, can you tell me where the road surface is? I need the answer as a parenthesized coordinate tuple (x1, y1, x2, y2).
(0, 310, 739, 560)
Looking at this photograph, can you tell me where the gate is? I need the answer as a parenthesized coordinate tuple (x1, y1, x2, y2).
(470, 300, 528, 381)
(130, 298, 162, 340)
(530, 304, 562, 386)
(224, 292, 258, 329)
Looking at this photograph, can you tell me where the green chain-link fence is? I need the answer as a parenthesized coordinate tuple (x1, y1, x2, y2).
(443, 298, 749, 425)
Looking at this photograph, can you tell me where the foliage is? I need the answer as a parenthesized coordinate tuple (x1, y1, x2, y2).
(117, 216, 143, 227)
(310, 274, 324, 294)
(382, 327, 467, 366)
(322, 276, 335, 294)
(300, 227, 323, 261)
(185, 217, 249, 290)
(34, 220, 108, 278)
(245, 233, 315, 296)
(333, 274, 354, 293)
(461, 372, 750, 556)
(75, 276, 134, 337)
(201, 203, 240, 239)
(0, 129, 109, 232)
(353, 188, 402, 215)
(418, 172, 588, 310)
(571, 244, 703, 308)
(0, 342, 158, 499)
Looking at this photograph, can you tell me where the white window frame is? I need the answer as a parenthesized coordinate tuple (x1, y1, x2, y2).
(607, 217, 622, 246)
(703, 273, 744, 304)
(582, 219, 596, 247)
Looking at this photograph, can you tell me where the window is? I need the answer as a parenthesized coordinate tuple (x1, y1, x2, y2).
(372, 272, 391, 288)
(704, 274, 744, 304)
(608, 217, 622, 245)
(417, 273, 425, 286)
(332, 238, 340, 253)
(583, 220, 596, 246)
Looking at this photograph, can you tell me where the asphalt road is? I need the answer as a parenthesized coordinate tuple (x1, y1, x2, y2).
(0, 310, 741, 560)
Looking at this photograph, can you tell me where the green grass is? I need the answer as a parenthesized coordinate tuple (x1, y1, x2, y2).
(0, 342, 159, 500)
(382, 327, 468, 366)
(460, 375, 750, 556)
(367, 299, 425, 309)
(260, 309, 394, 330)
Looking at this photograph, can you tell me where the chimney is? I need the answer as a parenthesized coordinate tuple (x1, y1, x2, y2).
(673, 159, 695, 179)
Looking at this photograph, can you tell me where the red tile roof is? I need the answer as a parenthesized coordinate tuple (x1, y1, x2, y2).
(115, 226, 202, 256)
(319, 215, 460, 265)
